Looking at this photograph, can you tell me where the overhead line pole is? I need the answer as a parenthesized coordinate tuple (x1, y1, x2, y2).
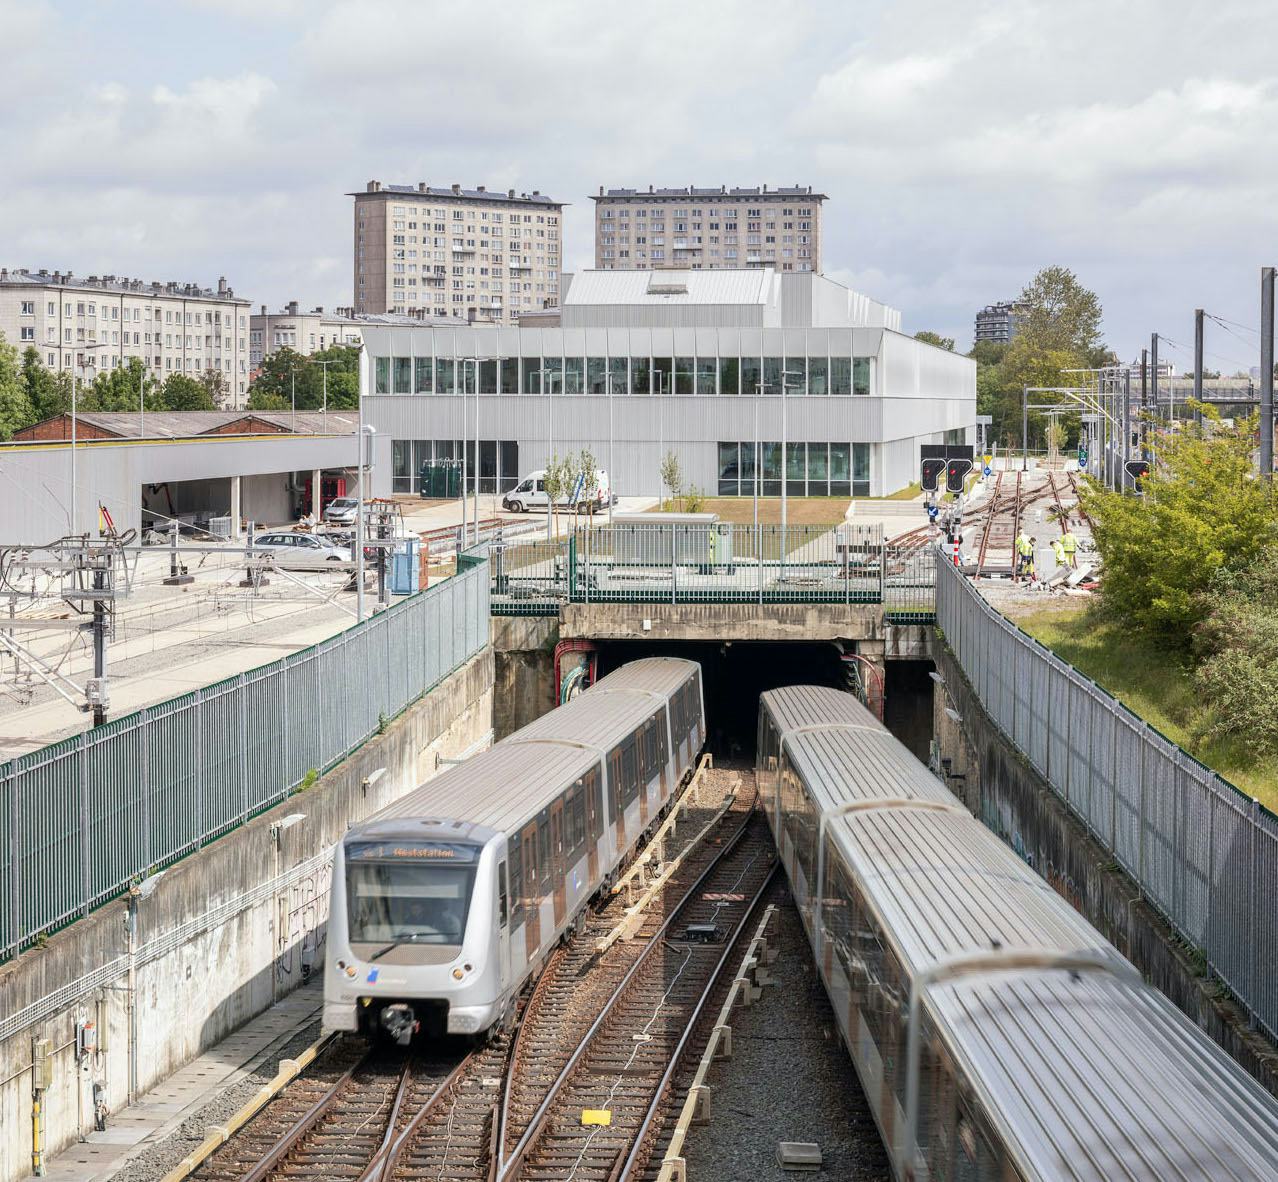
(1262, 267, 1274, 481)
(1193, 309, 1204, 428)
(1140, 348, 1148, 460)
(1150, 333, 1160, 428)
(1121, 371, 1131, 491)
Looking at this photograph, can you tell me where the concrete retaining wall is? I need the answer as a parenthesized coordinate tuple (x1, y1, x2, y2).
(492, 616, 557, 740)
(931, 641, 1278, 1099)
(0, 648, 493, 1182)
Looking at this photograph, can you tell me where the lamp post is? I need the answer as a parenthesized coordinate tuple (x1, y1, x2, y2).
(544, 365, 561, 540)
(355, 424, 375, 622)
(314, 358, 337, 431)
(458, 358, 490, 546)
(780, 369, 804, 541)
(70, 341, 110, 535)
(655, 369, 667, 507)
(605, 371, 616, 524)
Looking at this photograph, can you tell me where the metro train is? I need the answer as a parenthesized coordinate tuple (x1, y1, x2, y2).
(758, 685, 1278, 1181)
(323, 658, 704, 1044)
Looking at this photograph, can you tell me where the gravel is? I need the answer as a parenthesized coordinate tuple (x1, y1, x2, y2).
(680, 887, 890, 1181)
(108, 1017, 327, 1182)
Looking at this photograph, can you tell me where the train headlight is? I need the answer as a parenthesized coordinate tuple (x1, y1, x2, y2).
(452, 967, 465, 980)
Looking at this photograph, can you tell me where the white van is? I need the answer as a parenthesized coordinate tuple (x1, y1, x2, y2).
(502, 469, 613, 514)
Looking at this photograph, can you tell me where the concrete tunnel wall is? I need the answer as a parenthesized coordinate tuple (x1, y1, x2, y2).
(0, 648, 493, 1182)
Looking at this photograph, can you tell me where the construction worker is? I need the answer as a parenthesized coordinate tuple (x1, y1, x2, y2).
(1061, 526, 1078, 569)
(1015, 529, 1033, 578)
(1051, 536, 1066, 571)
(1027, 537, 1038, 582)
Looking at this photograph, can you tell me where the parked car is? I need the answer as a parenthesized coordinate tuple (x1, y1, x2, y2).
(323, 497, 362, 525)
(502, 469, 612, 514)
(252, 532, 351, 566)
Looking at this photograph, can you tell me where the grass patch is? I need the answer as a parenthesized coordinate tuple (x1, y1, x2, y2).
(1010, 604, 1278, 812)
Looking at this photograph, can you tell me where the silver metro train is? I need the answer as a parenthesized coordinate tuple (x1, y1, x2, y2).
(758, 685, 1278, 1181)
(323, 658, 704, 1043)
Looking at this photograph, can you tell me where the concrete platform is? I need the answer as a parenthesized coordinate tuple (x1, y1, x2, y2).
(41, 981, 322, 1182)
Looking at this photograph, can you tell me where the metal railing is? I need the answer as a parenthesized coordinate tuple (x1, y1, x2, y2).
(936, 558, 1278, 1041)
(0, 561, 490, 962)
(487, 523, 937, 619)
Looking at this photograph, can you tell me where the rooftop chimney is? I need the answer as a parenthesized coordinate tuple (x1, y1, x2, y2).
(648, 185, 654, 193)
(451, 183, 461, 194)
(367, 180, 381, 192)
(260, 304, 267, 315)
(287, 300, 299, 315)
(476, 185, 485, 193)
(508, 188, 515, 199)
(599, 185, 604, 196)
(532, 190, 540, 197)
(218, 276, 228, 295)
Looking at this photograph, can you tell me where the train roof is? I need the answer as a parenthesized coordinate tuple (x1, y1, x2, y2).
(583, 657, 700, 696)
(934, 969, 1278, 1179)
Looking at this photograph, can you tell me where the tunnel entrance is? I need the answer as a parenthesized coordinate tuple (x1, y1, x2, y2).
(595, 641, 845, 758)
(883, 660, 936, 763)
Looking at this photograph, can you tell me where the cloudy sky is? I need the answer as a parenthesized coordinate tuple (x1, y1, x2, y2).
(2, 0, 1274, 369)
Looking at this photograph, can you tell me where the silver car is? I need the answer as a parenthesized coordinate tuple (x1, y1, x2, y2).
(252, 532, 351, 567)
(323, 497, 361, 525)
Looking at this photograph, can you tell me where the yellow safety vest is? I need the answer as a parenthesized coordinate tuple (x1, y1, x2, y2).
(1062, 533, 1077, 553)
(1016, 536, 1032, 556)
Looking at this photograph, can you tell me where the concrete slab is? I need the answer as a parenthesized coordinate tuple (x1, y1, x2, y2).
(41, 981, 323, 1182)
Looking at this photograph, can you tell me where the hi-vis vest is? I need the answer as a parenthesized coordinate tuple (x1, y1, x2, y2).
(1062, 532, 1077, 553)
(1016, 535, 1032, 556)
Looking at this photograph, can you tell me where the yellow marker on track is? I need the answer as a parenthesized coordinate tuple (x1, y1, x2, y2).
(581, 1109, 612, 1127)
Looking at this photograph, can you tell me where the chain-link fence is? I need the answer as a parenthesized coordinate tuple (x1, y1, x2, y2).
(0, 561, 490, 962)
(936, 558, 1278, 1041)
(489, 523, 937, 615)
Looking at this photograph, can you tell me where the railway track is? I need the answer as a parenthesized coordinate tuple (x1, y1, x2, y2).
(495, 805, 777, 1182)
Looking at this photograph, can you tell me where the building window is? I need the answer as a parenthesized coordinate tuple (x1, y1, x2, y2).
(415, 356, 434, 394)
(696, 357, 716, 396)
(674, 356, 694, 396)
(375, 356, 391, 394)
(630, 356, 650, 396)
(718, 441, 867, 497)
(853, 357, 871, 396)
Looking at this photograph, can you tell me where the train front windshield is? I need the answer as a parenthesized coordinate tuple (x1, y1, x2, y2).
(345, 840, 479, 947)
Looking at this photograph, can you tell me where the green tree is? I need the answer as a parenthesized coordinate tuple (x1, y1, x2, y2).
(660, 450, 683, 510)
(1082, 411, 1278, 642)
(247, 344, 359, 411)
(914, 330, 955, 351)
(200, 367, 230, 408)
(20, 347, 72, 421)
(83, 357, 158, 412)
(0, 332, 35, 440)
(161, 372, 215, 410)
(1017, 265, 1103, 357)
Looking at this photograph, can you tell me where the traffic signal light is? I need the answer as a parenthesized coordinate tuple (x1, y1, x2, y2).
(946, 458, 973, 494)
(1124, 460, 1150, 484)
(921, 458, 947, 493)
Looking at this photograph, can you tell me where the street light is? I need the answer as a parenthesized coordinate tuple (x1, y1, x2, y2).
(355, 424, 375, 622)
(604, 371, 617, 524)
(313, 358, 337, 430)
(458, 358, 491, 547)
(780, 369, 804, 541)
(654, 369, 667, 507)
(544, 364, 561, 540)
(70, 341, 111, 534)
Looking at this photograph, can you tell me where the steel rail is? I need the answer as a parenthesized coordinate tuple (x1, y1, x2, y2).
(494, 813, 765, 1182)
(610, 865, 781, 1182)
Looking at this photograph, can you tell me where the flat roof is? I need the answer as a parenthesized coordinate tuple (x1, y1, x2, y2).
(11, 410, 357, 441)
(0, 268, 247, 304)
(350, 183, 563, 207)
(593, 185, 827, 201)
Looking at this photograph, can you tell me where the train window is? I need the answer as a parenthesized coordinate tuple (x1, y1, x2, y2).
(538, 817, 551, 887)
(584, 766, 601, 839)
(621, 736, 639, 804)
(498, 861, 508, 927)
(608, 749, 623, 818)
(573, 792, 587, 849)
(509, 838, 523, 925)
(656, 714, 669, 770)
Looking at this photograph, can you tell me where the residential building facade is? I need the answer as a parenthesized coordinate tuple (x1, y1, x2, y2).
(973, 301, 1027, 345)
(592, 185, 825, 273)
(360, 268, 973, 501)
(0, 267, 251, 404)
(249, 302, 365, 368)
(350, 181, 563, 325)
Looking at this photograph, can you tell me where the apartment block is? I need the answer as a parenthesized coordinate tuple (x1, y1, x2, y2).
(592, 185, 826, 272)
(0, 267, 251, 404)
(350, 181, 563, 325)
(973, 301, 1027, 346)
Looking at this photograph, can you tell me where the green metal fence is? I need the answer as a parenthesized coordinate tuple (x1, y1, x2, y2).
(0, 561, 490, 961)
(488, 523, 937, 618)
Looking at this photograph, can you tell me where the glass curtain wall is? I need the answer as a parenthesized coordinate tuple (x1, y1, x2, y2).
(716, 441, 870, 497)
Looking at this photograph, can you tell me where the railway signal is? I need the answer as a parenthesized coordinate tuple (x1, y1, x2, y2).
(1124, 459, 1150, 484)
(921, 458, 946, 493)
(945, 458, 973, 494)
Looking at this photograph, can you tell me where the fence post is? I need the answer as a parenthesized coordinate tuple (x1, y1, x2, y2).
(671, 525, 677, 605)
(1110, 708, 1119, 853)
(8, 759, 19, 955)
(80, 730, 91, 916)
(1138, 730, 1147, 887)
(1205, 785, 1215, 980)
(140, 707, 152, 870)
(196, 688, 206, 848)
(1249, 797, 1259, 1031)
(238, 673, 250, 820)
(758, 526, 764, 607)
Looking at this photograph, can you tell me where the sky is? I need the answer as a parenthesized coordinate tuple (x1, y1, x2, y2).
(2, 0, 1275, 370)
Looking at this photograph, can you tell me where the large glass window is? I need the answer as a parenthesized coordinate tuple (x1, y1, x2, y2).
(564, 356, 584, 395)
(392, 439, 411, 493)
(653, 356, 673, 395)
(436, 358, 455, 394)
(500, 441, 519, 491)
(393, 356, 412, 394)
(609, 356, 628, 396)
(830, 443, 851, 496)
(761, 441, 781, 496)
(786, 442, 805, 495)
(808, 443, 829, 493)
(522, 356, 541, 394)
(543, 357, 564, 394)
(674, 356, 694, 395)
(480, 439, 498, 493)
(696, 357, 716, 396)
(853, 442, 870, 496)
(763, 356, 783, 395)
(375, 356, 390, 394)
(344, 842, 479, 947)
(830, 357, 851, 397)
(717, 442, 739, 495)
(631, 356, 650, 395)
(809, 356, 828, 396)
(460, 360, 476, 395)
(414, 357, 433, 394)
(501, 357, 518, 394)
(784, 357, 807, 395)
(719, 356, 740, 396)
(479, 359, 498, 394)
(740, 439, 756, 489)
(742, 356, 761, 396)
(587, 356, 606, 394)
(853, 357, 871, 396)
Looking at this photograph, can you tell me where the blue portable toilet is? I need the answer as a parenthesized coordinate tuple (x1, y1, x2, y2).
(389, 537, 421, 595)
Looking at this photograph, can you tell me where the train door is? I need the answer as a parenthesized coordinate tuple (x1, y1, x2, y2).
(585, 767, 601, 882)
(549, 798, 567, 928)
(497, 857, 510, 987)
(609, 747, 626, 850)
(521, 820, 541, 962)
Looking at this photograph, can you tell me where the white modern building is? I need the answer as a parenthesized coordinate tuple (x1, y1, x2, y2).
(359, 268, 974, 500)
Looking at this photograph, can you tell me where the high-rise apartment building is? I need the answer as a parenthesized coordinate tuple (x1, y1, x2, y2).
(350, 181, 563, 325)
(591, 185, 826, 272)
(973, 301, 1027, 346)
(0, 267, 251, 404)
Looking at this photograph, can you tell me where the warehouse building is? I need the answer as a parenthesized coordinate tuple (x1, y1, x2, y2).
(359, 268, 974, 500)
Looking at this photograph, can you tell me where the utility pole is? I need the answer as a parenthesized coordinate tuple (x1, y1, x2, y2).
(1021, 386, 1028, 471)
(1140, 348, 1148, 459)
(1193, 309, 1204, 427)
(1122, 371, 1131, 491)
(90, 554, 108, 727)
(1262, 267, 1274, 481)
(1150, 333, 1160, 426)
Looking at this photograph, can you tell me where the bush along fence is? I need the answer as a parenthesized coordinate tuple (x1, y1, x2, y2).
(0, 560, 490, 961)
(936, 557, 1278, 1042)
